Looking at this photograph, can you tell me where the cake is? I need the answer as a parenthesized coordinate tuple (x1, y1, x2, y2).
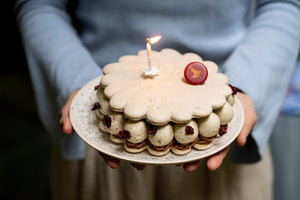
(92, 48, 236, 156)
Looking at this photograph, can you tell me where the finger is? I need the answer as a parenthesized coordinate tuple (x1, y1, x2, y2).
(236, 108, 257, 146)
(236, 120, 252, 146)
(206, 147, 229, 171)
(235, 92, 257, 147)
(60, 106, 74, 135)
(183, 160, 201, 173)
(131, 163, 146, 171)
(59, 90, 79, 135)
(99, 152, 120, 169)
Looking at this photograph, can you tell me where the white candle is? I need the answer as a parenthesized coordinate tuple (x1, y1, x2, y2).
(143, 35, 161, 77)
(146, 41, 152, 69)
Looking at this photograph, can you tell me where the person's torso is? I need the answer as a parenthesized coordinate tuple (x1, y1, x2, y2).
(74, 0, 256, 66)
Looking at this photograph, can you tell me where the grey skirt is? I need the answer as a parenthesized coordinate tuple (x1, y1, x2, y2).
(50, 144, 273, 200)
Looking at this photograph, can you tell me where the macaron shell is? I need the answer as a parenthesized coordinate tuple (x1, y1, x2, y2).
(202, 60, 218, 74)
(215, 103, 234, 125)
(227, 95, 235, 106)
(147, 145, 171, 156)
(148, 124, 174, 146)
(110, 134, 125, 144)
(198, 113, 220, 137)
(97, 88, 111, 115)
(171, 146, 191, 155)
(193, 142, 213, 150)
(99, 120, 109, 133)
(107, 112, 126, 135)
(124, 120, 148, 143)
(100, 48, 232, 127)
(174, 120, 198, 144)
(95, 109, 104, 119)
(124, 142, 147, 153)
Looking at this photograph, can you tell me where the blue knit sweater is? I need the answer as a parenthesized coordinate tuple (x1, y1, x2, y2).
(16, 0, 300, 162)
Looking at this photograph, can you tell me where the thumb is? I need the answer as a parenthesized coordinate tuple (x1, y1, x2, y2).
(235, 92, 257, 147)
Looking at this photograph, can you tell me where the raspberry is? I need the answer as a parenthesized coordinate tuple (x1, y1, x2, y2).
(94, 84, 100, 90)
(103, 115, 112, 128)
(219, 125, 228, 136)
(91, 102, 101, 111)
(185, 126, 194, 135)
(119, 130, 131, 139)
(147, 125, 157, 135)
(229, 84, 237, 95)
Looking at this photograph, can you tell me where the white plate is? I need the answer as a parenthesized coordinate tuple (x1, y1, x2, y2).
(70, 77, 244, 165)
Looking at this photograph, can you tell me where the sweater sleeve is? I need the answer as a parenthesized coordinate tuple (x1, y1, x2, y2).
(223, 0, 300, 162)
(15, 0, 101, 108)
(15, 0, 102, 160)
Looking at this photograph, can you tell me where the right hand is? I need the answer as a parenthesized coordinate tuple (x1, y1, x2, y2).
(59, 90, 145, 170)
(182, 92, 257, 173)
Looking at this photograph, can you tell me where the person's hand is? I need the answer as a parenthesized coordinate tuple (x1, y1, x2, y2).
(182, 92, 257, 173)
(59, 90, 145, 171)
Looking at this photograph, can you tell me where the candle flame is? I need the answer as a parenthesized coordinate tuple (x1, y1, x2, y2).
(147, 35, 161, 44)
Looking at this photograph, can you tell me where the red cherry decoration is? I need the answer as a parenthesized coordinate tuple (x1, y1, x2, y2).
(184, 62, 208, 85)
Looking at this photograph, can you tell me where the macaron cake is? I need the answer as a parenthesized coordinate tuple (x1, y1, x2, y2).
(92, 48, 237, 156)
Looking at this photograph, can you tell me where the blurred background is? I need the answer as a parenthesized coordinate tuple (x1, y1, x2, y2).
(0, 1, 51, 199)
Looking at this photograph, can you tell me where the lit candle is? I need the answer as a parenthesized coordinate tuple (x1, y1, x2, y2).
(143, 35, 161, 77)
